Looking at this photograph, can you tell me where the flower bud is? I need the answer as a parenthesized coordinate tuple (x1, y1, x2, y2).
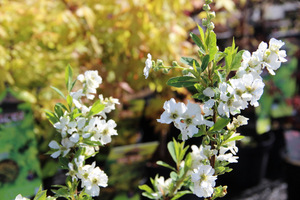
(205, 0, 213, 4)
(208, 11, 216, 19)
(172, 61, 178, 67)
(207, 22, 215, 30)
(203, 4, 211, 11)
(163, 68, 170, 74)
(156, 59, 163, 67)
(221, 186, 227, 197)
(202, 18, 208, 26)
(203, 135, 210, 145)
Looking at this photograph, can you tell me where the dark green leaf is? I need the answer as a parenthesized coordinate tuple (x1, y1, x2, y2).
(56, 102, 68, 111)
(180, 57, 200, 68)
(201, 55, 210, 72)
(54, 104, 64, 118)
(58, 157, 69, 169)
(190, 32, 206, 54)
(45, 110, 58, 124)
(167, 76, 198, 88)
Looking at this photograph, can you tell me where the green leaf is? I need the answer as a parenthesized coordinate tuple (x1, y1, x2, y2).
(207, 31, 218, 61)
(171, 190, 192, 200)
(226, 135, 244, 143)
(139, 184, 154, 193)
(201, 55, 210, 72)
(51, 86, 65, 99)
(65, 64, 73, 92)
(45, 110, 58, 124)
(209, 117, 231, 131)
(167, 76, 198, 88)
(156, 161, 176, 171)
(87, 100, 105, 117)
(53, 188, 70, 197)
(66, 95, 73, 110)
(180, 57, 200, 68)
(184, 153, 192, 170)
(231, 50, 244, 71)
(197, 24, 205, 43)
(141, 192, 156, 199)
(190, 32, 206, 54)
(56, 102, 68, 111)
(33, 186, 47, 200)
(170, 171, 178, 181)
(54, 104, 64, 118)
(167, 141, 177, 163)
(58, 157, 69, 169)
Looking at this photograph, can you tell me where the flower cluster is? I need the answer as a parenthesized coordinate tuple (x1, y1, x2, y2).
(47, 69, 119, 197)
(15, 67, 119, 200)
(157, 98, 213, 140)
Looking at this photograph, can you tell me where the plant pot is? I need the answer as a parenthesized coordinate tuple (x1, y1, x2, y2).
(282, 129, 300, 200)
(217, 131, 275, 197)
(282, 153, 300, 200)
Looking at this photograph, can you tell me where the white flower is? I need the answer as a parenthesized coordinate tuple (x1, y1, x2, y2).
(77, 162, 96, 187)
(70, 89, 85, 108)
(74, 155, 85, 169)
(154, 176, 173, 197)
(217, 147, 238, 163)
(191, 145, 217, 168)
(157, 98, 186, 124)
(53, 115, 70, 137)
(191, 164, 217, 198)
(15, 194, 28, 200)
(82, 166, 108, 197)
(98, 95, 120, 118)
(269, 38, 285, 57)
(66, 162, 78, 181)
(144, 53, 152, 79)
(77, 70, 102, 100)
(48, 138, 75, 158)
(203, 87, 215, 98)
(203, 99, 215, 116)
(176, 101, 204, 140)
(96, 119, 118, 145)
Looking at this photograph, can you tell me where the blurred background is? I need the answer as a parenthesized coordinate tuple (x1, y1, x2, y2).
(0, 0, 299, 199)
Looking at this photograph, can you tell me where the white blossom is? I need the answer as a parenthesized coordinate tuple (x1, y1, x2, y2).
(191, 164, 217, 198)
(83, 167, 108, 197)
(157, 98, 186, 124)
(15, 194, 28, 200)
(144, 53, 152, 79)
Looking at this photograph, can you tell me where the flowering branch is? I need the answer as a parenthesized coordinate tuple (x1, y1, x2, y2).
(140, 0, 286, 199)
(15, 65, 120, 200)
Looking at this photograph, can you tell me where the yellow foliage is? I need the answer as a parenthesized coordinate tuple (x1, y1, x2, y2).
(0, 0, 196, 137)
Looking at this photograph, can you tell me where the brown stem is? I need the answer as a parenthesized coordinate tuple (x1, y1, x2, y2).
(209, 109, 217, 168)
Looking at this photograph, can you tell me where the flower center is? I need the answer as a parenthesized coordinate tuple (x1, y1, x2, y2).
(171, 112, 178, 119)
